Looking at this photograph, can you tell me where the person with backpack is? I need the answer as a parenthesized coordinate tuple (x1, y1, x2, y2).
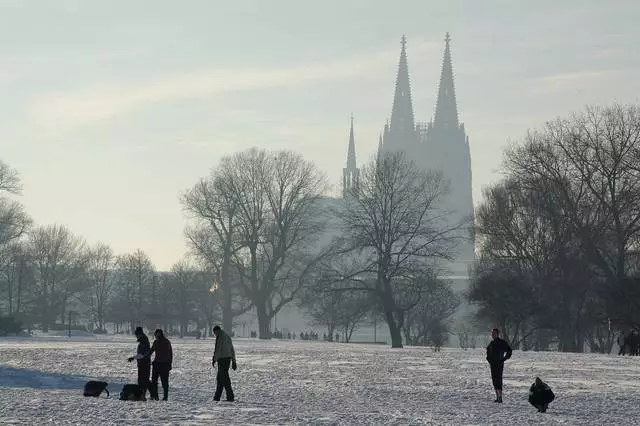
(486, 328, 512, 403)
(127, 327, 151, 401)
(528, 377, 555, 412)
(211, 325, 237, 402)
(141, 329, 173, 401)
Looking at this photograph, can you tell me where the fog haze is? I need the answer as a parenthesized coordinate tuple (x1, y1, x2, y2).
(1, 0, 638, 269)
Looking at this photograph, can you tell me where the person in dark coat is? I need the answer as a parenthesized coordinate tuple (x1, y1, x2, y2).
(127, 326, 151, 400)
(528, 377, 555, 412)
(142, 329, 173, 401)
(486, 328, 512, 403)
(211, 325, 237, 402)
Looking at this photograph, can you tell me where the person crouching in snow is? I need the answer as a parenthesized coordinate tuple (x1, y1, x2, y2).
(529, 377, 555, 412)
(486, 328, 512, 403)
(212, 325, 237, 402)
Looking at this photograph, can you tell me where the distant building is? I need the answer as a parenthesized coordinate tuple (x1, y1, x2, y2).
(238, 34, 476, 345)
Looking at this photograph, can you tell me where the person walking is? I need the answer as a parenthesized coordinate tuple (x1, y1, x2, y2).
(211, 325, 237, 402)
(486, 328, 512, 403)
(127, 327, 151, 400)
(142, 329, 173, 401)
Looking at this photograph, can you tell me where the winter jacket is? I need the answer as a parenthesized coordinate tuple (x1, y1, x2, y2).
(486, 337, 512, 365)
(213, 330, 236, 361)
(136, 334, 151, 365)
(144, 336, 173, 364)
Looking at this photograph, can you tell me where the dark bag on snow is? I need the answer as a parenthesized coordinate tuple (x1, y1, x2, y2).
(119, 383, 145, 401)
(83, 380, 110, 398)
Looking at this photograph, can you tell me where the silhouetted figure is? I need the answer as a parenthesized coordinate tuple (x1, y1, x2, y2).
(528, 377, 555, 412)
(632, 331, 640, 356)
(618, 332, 627, 355)
(486, 328, 512, 403)
(127, 327, 151, 400)
(619, 331, 640, 356)
(142, 329, 173, 401)
(212, 325, 237, 402)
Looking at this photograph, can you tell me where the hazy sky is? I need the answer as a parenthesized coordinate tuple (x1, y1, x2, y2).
(1, 0, 639, 270)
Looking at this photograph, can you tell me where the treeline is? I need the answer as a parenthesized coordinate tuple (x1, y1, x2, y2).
(470, 104, 640, 353)
(0, 160, 221, 336)
(7, 104, 637, 352)
(0, 146, 467, 347)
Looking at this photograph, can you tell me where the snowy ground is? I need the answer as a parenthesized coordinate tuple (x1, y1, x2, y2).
(1, 336, 639, 425)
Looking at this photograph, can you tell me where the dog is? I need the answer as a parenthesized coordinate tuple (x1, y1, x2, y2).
(119, 383, 146, 401)
(83, 381, 110, 398)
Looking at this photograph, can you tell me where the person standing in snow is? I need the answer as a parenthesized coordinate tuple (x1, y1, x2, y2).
(211, 325, 237, 402)
(127, 326, 151, 400)
(141, 329, 173, 401)
(486, 328, 512, 403)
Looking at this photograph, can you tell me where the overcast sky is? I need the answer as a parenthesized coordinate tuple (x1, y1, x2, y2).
(1, 0, 639, 270)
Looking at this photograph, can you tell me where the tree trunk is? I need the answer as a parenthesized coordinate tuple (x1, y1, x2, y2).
(256, 302, 271, 339)
(327, 323, 335, 342)
(221, 250, 234, 332)
(222, 286, 233, 332)
(387, 320, 403, 348)
(382, 305, 403, 348)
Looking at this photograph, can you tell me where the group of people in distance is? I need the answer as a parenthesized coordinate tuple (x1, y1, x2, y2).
(127, 325, 236, 402)
(487, 328, 555, 412)
(125, 324, 552, 412)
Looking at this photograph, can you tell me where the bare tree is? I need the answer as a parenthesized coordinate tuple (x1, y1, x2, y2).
(82, 243, 115, 332)
(403, 278, 460, 348)
(504, 104, 640, 329)
(28, 225, 87, 331)
(0, 241, 34, 317)
(218, 148, 328, 339)
(329, 152, 468, 348)
(0, 161, 30, 247)
(472, 176, 597, 351)
(181, 173, 248, 332)
(116, 250, 155, 330)
(169, 259, 202, 337)
(299, 277, 370, 342)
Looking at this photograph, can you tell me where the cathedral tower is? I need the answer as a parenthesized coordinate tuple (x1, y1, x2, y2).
(381, 36, 419, 158)
(424, 33, 475, 263)
(342, 114, 359, 199)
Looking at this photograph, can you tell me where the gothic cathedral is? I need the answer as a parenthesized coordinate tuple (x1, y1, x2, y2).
(343, 34, 475, 267)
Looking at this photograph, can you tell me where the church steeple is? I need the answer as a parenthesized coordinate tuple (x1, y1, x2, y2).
(346, 114, 356, 171)
(433, 32, 459, 129)
(381, 35, 418, 155)
(342, 114, 359, 198)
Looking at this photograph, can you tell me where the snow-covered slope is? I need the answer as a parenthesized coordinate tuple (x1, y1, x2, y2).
(0, 337, 638, 425)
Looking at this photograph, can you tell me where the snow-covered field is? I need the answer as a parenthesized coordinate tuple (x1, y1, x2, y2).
(1, 336, 639, 425)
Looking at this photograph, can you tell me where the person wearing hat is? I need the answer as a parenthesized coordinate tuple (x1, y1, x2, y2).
(486, 328, 512, 403)
(127, 327, 151, 400)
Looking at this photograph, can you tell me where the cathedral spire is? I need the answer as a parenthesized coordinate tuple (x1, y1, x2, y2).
(384, 35, 417, 153)
(343, 114, 359, 199)
(433, 32, 459, 128)
(346, 113, 356, 171)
